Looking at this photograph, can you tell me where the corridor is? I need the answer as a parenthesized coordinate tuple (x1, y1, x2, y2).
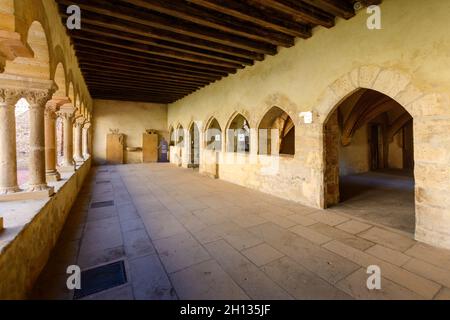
(32, 164, 450, 300)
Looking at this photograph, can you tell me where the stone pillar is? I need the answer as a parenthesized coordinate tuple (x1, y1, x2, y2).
(0, 88, 21, 194)
(82, 121, 91, 159)
(44, 99, 67, 182)
(73, 116, 85, 163)
(58, 104, 76, 170)
(25, 89, 54, 192)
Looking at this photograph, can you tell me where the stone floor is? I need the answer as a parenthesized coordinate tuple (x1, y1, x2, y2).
(32, 163, 450, 300)
(338, 170, 415, 233)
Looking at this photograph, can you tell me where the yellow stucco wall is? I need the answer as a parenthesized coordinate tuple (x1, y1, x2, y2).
(92, 99, 168, 165)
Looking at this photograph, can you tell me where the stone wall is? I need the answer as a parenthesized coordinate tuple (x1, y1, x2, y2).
(0, 159, 91, 299)
(92, 99, 168, 165)
(166, 0, 450, 248)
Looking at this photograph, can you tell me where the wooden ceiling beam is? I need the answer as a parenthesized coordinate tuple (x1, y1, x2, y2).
(82, 68, 211, 87)
(300, 0, 355, 19)
(125, 0, 296, 46)
(66, 22, 263, 64)
(79, 60, 223, 81)
(92, 95, 179, 104)
(70, 35, 248, 68)
(80, 63, 221, 82)
(74, 46, 237, 74)
(57, 0, 280, 53)
(83, 73, 204, 90)
(249, 0, 335, 27)
(59, 7, 274, 57)
(186, 0, 311, 38)
(87, 83, 191, 95)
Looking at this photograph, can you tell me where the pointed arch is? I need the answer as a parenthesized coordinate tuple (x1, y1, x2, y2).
(258, 106, 295, 155)
(225, 112, 250, 153)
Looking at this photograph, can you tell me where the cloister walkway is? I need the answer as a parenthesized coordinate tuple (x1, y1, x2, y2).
(33, 164, 450, 300)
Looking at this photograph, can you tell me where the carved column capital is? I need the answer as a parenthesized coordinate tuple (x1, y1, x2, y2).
(74, 116, 86, 128)
(57, 103, 77, 121)
(24, 87, 56, 109)
(0, 88, 25, 106)
(83, 122, 91, 130)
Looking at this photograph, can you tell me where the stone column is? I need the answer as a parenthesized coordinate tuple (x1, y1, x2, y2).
(58, 103, 76, 170)
(44, 98, 68, 182)
(82, 121, 91, 159)
(73, 116, 85, 163)
(0, 88, 21, 194)
(25, 89, 54, 192)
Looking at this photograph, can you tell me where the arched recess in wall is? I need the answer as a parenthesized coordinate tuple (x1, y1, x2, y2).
(258, 106, 295, 156)
(323, 87, 415, 233)
(176, 124, 184, 146)
(226, 113, 250, 153)
(188, 121, 200, 168)
(205, 117, 222, 151)
(168, 125, 175, 146)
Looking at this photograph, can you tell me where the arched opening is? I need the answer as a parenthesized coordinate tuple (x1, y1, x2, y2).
(226, 113, 250, 153)
(189, 122, 200, 168)
(53, 62, 67, 167)
(169, 126, 175, 146)
(15, 98, 30, 186)
(205, 118, 222, 151)
(324, 88, 415, 233)
(258, 106, 295, 156)
(5, 21, 50, 79)
(176, 125, 184, 147)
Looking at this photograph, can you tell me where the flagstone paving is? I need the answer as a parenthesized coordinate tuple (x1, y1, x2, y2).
(32, 163, 450, 300)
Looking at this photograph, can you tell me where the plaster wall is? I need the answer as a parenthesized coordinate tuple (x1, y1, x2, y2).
(93, 99, 168, 165)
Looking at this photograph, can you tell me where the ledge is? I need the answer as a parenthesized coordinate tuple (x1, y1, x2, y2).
(0, 158, 91, 299)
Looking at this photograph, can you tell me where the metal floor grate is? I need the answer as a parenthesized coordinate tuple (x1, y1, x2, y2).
(73, 260, 127, 299)
(91, 200, 114, 208)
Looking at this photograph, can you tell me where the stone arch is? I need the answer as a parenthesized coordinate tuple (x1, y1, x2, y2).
(204, 117, 222, 151)
(175, 123, 185, 146)
(258, 106, 295, 156)
(316, 66, 423, 125)
(52, 62, 67, 97)
(225, 112, 250, 153)
(4, 20, 51, 79)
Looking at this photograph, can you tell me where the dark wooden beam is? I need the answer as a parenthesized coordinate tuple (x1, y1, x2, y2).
(66, 21, 263, 64)
(74, 46, 237, 75)
(187, 0, 311, 38)
(300, 0, 355, 19)
(80, 63, 221, 83)
(79, 60, 223, 81)
(57, 0, 281, 52)
(87, 83, 192, 95)
(73, 41, 243, 74)
(59, 7, 275, 57)
(83, 74, 204, 90)
(70, 34, 248, 68)
(123, 0, 296, 47)
(249, 0, 335, 27)
(92, 94, 179, 104)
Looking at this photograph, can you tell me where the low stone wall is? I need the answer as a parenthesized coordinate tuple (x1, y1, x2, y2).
(0, 159, 91, 299)
(199, 151, 320, 207)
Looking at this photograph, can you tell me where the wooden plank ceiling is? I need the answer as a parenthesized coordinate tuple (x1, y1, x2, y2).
(57, 0, 381, 104)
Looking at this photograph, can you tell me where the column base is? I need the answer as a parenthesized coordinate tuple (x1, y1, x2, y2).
(0, 185, 21, 195)
(46, 171, 61, 182)
(58, 165, 76, 173)
(74, 156, 85, 164)
(0, 186, 54, 202)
